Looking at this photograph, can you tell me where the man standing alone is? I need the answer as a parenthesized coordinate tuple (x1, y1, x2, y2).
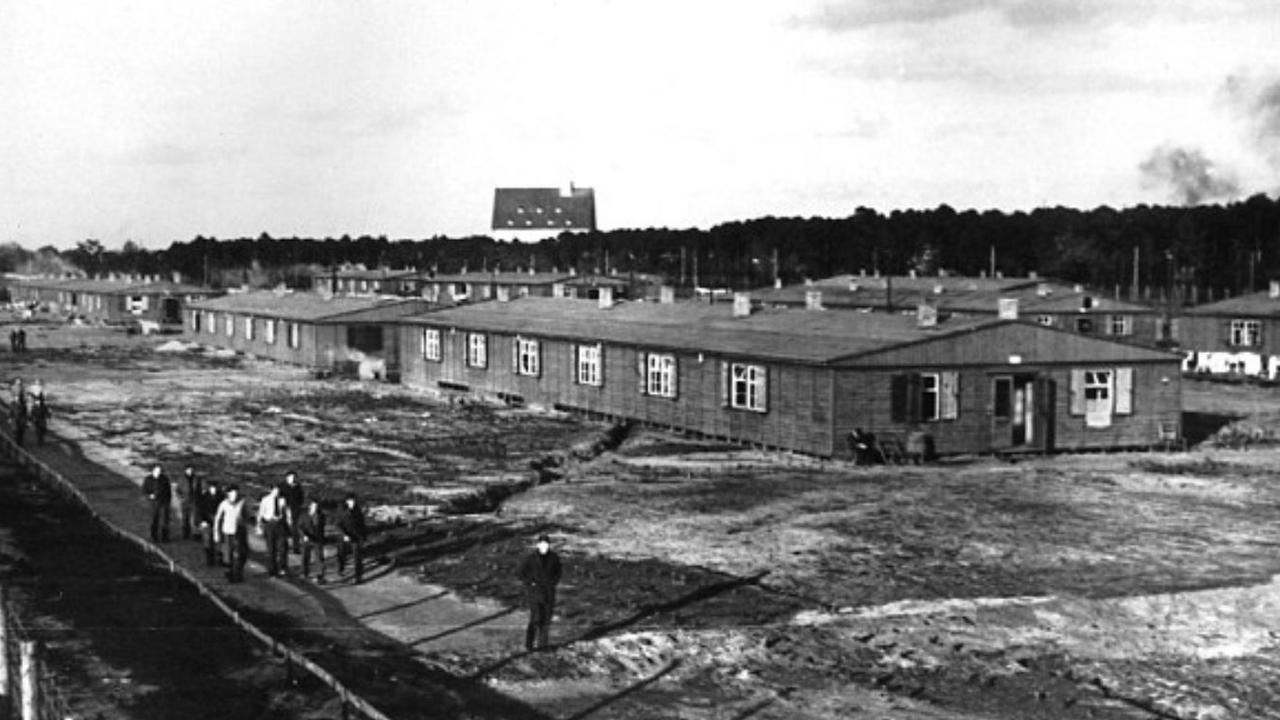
(517, 534, 563, 651)
(213, 485, 249, 582)
(142, 465, 172, 543)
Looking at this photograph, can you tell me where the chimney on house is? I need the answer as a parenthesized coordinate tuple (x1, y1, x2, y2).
(773, 277, 782, 289)
(171, 271, 182, 284)
(908, 269, 917, 279)
(998, 298, 1019, 320)
(598, 286, 614, 309)
(1270, 280, 1279, 299)
(1028, 271, 1038, 279)
(916, 304, 938, 327)
(659, 286, 675, 304)
(732, 292, 752, 318)
(804, 290, 824, 311)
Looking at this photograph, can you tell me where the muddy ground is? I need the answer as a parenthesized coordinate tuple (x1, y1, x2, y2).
(4, 320, 1280, 719)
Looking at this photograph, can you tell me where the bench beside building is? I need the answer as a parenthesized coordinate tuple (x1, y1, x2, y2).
(396, 295, 1181, 458)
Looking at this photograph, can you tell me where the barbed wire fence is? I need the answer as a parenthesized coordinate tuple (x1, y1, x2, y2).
(0, 405, 394, 720)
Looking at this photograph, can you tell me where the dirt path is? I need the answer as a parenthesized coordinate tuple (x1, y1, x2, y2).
(0, 418, 552, 720)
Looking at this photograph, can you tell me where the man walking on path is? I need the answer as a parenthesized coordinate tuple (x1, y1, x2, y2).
(10, 393, 28, 447)
(214, 485, 249, 582)
(297, 499, 327, 582)
(279, 471, 305, 554)
(195, 481, 222, 566)
(336, 493, 367, 584)
(142, 464, 172, 543)
(517, 534, 563, 651)
(179, 465, 203, 540)
(256, 484, 290, 577)
(30, 395, 50, 446)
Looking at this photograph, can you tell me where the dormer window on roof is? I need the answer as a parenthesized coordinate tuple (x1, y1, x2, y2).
(535, 206, 544, 214)
(516, 206, 525, 214)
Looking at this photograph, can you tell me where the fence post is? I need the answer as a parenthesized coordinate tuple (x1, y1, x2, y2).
(19, 641, 36, 720)
(0, 586, 8, 703)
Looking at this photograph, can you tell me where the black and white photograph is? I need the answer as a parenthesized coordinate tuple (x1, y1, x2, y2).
(3, 1, 1280, 718)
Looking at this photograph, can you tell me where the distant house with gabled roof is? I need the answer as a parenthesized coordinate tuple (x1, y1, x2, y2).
(491, 185, 595, 241)
(396, 293, 1182, 458)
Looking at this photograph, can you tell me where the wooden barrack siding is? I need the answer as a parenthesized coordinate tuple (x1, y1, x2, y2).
(398, 325, 837, 456)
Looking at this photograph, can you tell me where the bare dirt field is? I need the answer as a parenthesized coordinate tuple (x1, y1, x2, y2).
(5, 319, 1280, 719)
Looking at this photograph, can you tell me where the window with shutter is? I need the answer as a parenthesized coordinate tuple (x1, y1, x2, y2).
(729, 362, 767, 412)
(939, 371, 959, 420)
(1069, 369, 1086, 415)
(891, 374, 909, 422)
(1114, 367, 1133, 415)
(636, 352, 647, 395)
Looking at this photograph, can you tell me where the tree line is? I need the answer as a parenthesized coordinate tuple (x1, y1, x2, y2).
(4, 193, 1280, 301)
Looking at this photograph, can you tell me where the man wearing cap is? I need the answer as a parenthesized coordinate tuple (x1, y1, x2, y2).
(517, 534, 563, 651)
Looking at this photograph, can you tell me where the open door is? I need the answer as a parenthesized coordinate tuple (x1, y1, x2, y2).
(991, 374, 1055, 452)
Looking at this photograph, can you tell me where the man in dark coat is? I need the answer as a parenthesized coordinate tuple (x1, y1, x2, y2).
(336, 493, 367, 584)
(10, 394, 28, 447)
(517, 534, 563, 651)
(179, 465, 203, 540)
(195, 481, 223, 566)
(30, 395, 50, 446)
(142, 464, 172, 542)
(297, 499, 327, 582)
(279, 471, 305, 554)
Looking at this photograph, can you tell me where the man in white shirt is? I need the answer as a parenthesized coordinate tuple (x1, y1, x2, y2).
(256, 484, 290, 577)
(213, 485, 249, 583)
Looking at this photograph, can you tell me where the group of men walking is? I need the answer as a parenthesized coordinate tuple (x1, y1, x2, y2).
(141, 465, 368, 585)
(8, 326, 28, 353)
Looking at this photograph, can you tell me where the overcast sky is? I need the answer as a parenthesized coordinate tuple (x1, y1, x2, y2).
(3, 0, 1280, 249)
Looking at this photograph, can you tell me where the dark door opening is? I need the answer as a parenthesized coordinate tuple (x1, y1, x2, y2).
(992, 374, 1055, 451)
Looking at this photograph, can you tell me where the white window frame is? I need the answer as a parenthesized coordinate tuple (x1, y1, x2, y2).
(1231, 319, 1261, 347)
(730, 362, 766, 412)
(205, 311, 216, 334)
(577, 344, 602, 386)
(244, 316, 255, 341)
(288, 322, 300, 349)
(467, 333, 488, 368)
(422, 328, 441, 361)
(224, 314, 234, 337)
(921, 372, 940, 421)
(265, 318, 277, 345)
(516, 337, 540, 376)
(1084, 369, 1113, 427)
(1108, 314, 1132, 336)
(646, 353, 677, 398)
